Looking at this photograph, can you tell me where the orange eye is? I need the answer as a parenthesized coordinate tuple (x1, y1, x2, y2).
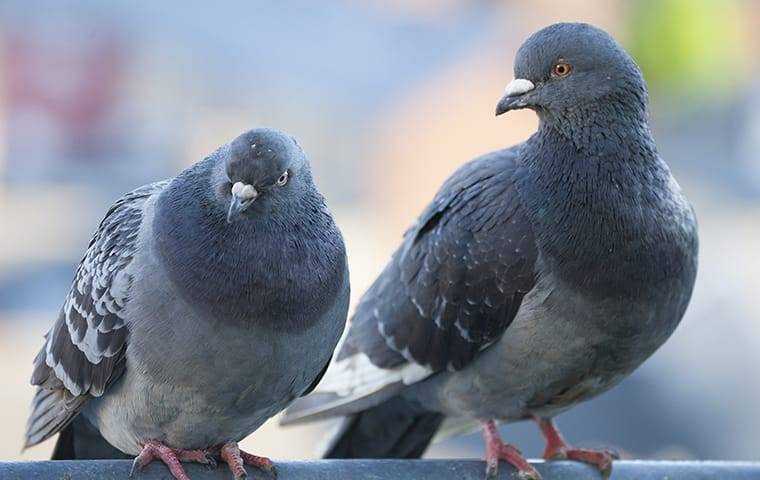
(553, 62, 571, 78)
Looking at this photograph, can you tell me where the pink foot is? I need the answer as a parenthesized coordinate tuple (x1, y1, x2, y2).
(129, 440, 216, 480)
(535, 416, 618, 479)
(481, 420, 541, 480)
(220, 441, 277, 480)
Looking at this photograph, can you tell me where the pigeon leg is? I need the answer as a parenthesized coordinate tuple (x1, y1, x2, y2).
(129, 440, 215, 480)
(481, 420, 541, 480)
(220, 441, 277, 480)
(534, 416, 618, 479)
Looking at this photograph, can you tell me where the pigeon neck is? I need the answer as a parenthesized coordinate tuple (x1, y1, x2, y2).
(538, 97, 653, 157)
(516, 125, 696, 299)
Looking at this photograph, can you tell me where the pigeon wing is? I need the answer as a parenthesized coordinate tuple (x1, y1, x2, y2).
(25, 180, 169, 449)
(343, 147, 538, 373)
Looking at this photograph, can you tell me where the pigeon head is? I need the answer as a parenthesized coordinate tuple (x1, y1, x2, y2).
(496, 23, 647, 126)
(222, 128, 311, 223)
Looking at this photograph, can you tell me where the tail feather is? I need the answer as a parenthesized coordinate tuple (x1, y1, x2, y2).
(51, 416, 130, 460)
(24, 388, 80, 449)
(281, 384, 403, 426)
(50, 423, 75, 460)
(323, 395, 444, 459)
(25, 386, 128, 460)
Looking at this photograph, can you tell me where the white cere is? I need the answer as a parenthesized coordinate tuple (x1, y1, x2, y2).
(503, 78, 535, 96)
(231, 181, 258, 199)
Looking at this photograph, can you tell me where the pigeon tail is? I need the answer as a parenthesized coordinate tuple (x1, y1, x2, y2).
(322, 395, 443, 459)
(51, 416, 132, 460)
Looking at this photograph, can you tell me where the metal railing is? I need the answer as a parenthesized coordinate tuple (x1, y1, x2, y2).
(1, 459, 759, 479)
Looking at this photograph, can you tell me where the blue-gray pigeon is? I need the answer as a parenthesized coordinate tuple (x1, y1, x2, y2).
(282, 23, 698, 480)
(25, 128, 350, 480)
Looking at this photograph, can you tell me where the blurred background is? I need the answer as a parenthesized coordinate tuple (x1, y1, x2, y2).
(1, 0, 759, 464)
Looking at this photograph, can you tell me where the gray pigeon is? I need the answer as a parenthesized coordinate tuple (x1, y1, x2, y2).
(25, 128, 350, 480)
(282, 23, 698, 480)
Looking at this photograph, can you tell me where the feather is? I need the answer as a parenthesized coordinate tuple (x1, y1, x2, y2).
(24, 180, 168, 449)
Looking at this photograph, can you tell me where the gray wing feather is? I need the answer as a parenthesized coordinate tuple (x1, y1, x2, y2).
(25, 180, 168, 449)
(340, 147, 537, 372)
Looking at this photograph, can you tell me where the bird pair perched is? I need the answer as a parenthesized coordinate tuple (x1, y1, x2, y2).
(24, 23, 698, 480)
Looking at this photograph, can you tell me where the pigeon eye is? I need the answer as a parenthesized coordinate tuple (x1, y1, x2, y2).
(553, 62, 571, 78)
(276, 171, 289, 186)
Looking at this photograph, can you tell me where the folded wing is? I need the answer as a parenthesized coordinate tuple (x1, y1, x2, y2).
(25, 181, 168, 449)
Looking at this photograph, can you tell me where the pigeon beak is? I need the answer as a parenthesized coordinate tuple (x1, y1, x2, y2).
(227, 182, 259, 223)
(496, 78, 535, 116)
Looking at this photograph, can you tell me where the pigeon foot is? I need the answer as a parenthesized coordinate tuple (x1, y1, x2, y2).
(535, 416, 618, 479)
(481, 420, 541, 480)
(129, 440, 216, 480)
(220, 441, 277, 480)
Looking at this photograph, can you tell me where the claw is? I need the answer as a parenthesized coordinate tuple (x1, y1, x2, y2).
(128, 460, 141, 480)
(176, 449, 217, 469)
(535, 416, 618, 479)
(199, 452, 218, 470)
(128, 441, 192, 480)
(220, 441, 277, 479)
(481, 420, 542, 480)
(517, 471, 542, 480)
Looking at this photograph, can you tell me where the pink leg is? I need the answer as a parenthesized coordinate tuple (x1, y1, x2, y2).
(240, 450, 276, 475)
(480, 420, 541, 480)
(220, 441, 277, 480)
(534, 416, 618, 479)
(129, 440, 214, 480)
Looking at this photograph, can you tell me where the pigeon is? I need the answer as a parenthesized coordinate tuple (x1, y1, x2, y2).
(24, 128, 350, 480)
(282, 22, 698, 480)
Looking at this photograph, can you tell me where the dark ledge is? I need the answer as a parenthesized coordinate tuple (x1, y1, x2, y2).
(1, 459, 759, 479)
